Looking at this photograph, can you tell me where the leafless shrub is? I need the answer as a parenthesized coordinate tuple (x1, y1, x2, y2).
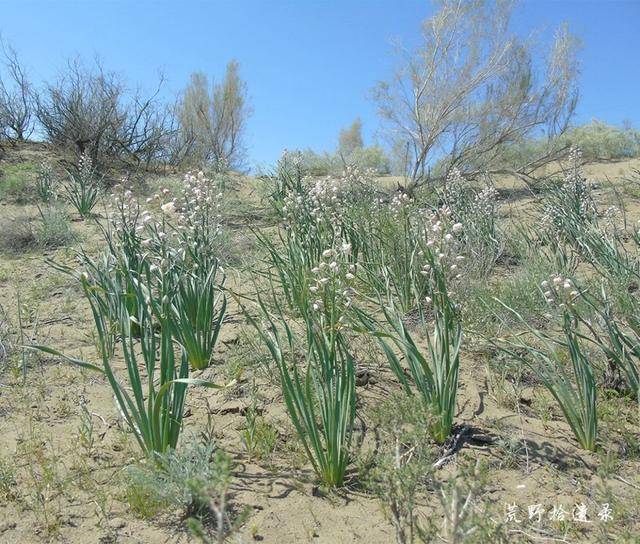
(34, 58, 173, 170)
(0, 38, 33, 145)
(0, 213, 36, 252)
(373, 0, 580, 190)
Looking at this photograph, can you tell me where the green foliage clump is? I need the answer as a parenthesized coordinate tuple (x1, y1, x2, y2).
(63, 152, 100, 218)
(362, 395, 434, 544)
(126, 440, 231, 516)
(563, 120, 640, 161)
(292, 118, 390, 176)
(241, 406, 278, 462)
(0, 455, 17, 501)
(35, 172, 229, 458)
(0, 161, 39, 202)
(35, 205, 75, 248)
(502, 120, 640, 168)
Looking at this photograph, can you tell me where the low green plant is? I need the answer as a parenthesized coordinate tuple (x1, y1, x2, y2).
(464, 251, 554, 336)
(127, 437, 247, 542)
(34, 177, 232, 458)
(34, 205, 75, 248)
(36, 161, 57, 202)
(0, 161, 38, 202)
(36, 252, 226, 458)
(435, 460, 507, 544)
(77, 401, 95, 454)
(363, 395, 434, 544)
(0, 455, 17, 501)
(361, 209, 463, 444)
(365, 289, 462, 445)
(172, 263, 227, 370)
(63, 152, 100, 218)
(241, 405, 278, 462)
(127, 439, 226, 515)
(566, 285, 640, 399)
(493, 276, 598, 451)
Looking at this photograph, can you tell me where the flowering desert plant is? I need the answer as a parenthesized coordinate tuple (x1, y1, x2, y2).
(159, 172, 229, 370)
(361, 208, 464, 444)
(258, 170, 364, 314)
(493, 275, 598, 451)
(175, 171, 225, 271)
(36, 257, 226, 458)
(354, 193, 453, 314)
(244, 244, 357, 487)
(63, 151, 101, 218)
(441, 169, 502, 278)
(36, 161, 57, 202)
(561, 284, 640, 400)
(537, 148, 640, 281)
(35, 175, 230, 458)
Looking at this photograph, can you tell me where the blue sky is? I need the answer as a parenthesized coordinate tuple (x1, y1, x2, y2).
(1, 0, 638, 169)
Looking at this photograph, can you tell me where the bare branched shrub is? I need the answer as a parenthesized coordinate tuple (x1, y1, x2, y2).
(175, 61, 250, 170)
(373, 0, 580, 190)
(35, 59, 122, 162)
(116, 79, 177, 169)
(35, 58, 172, 169)
(0, 38, 33, 144)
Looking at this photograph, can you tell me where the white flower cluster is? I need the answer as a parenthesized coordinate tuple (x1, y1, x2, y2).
(38, 160, 53, 183)
(279, 149, 303, 170)
(77, 151, 94, 181)
(389, 191, 413, 217)
(281, 167, 368, 231)
(281, 189, 312, 228)
(418, 206, 464, 285)
(442, 168, 466, 207)
(472, 186, 499, 218)
(602, 205, 622, 234)
(308, 243, 356, 319)
(176, 171, 223, 236)
(307, 174, 355, 226)
(541, 275, 580, 309)
(341, 164, 375, 187)
(309, 175, 343, 209)
(418, 206, 465, 305)
(109, 180, 146, 235)
(441, 169, 499, 242)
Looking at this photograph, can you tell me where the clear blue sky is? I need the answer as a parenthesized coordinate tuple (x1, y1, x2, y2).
(1, 0, 638, 169)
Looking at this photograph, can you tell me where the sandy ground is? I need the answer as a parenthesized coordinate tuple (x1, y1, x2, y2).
(0, 146, 639, 543)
